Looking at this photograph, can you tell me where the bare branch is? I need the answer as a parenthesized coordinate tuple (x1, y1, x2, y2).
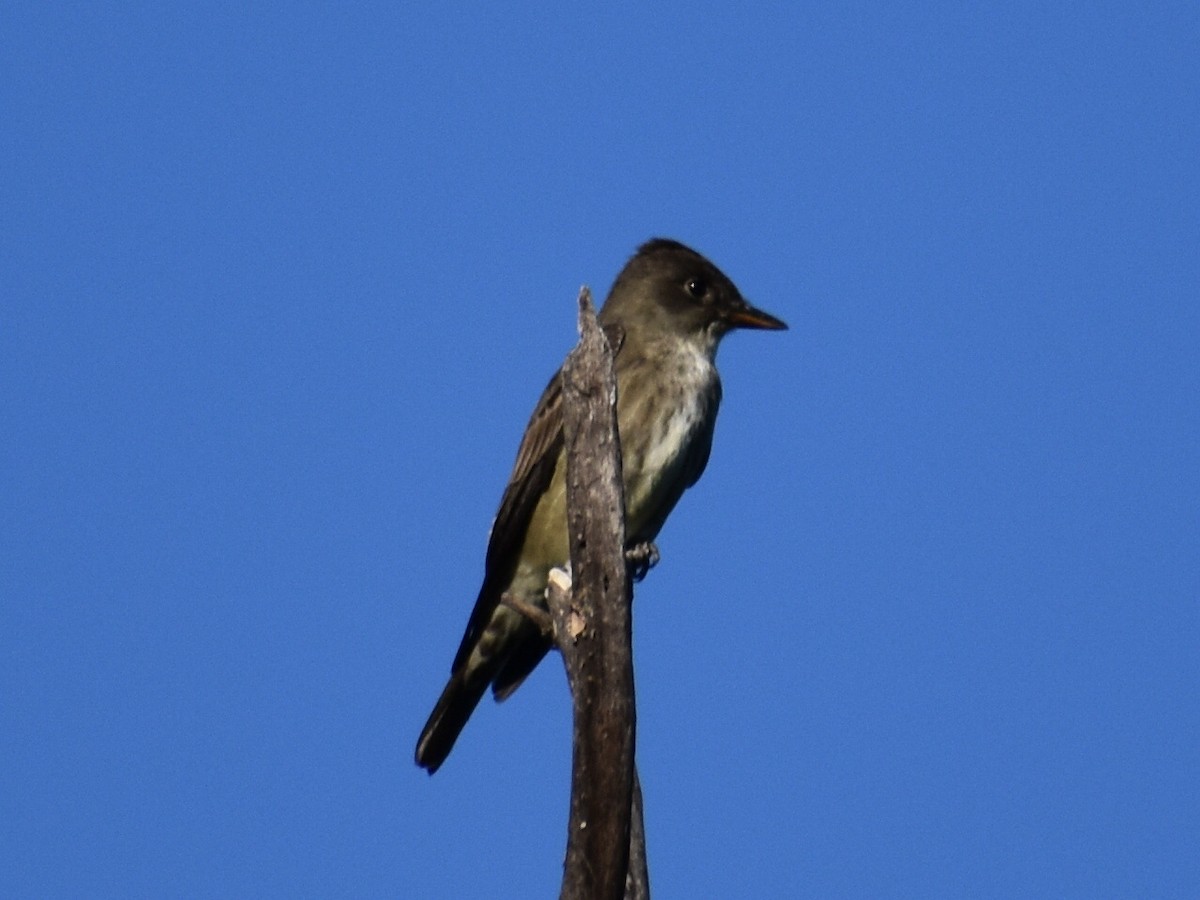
(548, 287, 637, 900)
(499, 591, 555, 639)
(625, 769, 650, 900)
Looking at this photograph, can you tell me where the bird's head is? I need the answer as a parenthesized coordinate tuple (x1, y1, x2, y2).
(600, 238, 787, 353)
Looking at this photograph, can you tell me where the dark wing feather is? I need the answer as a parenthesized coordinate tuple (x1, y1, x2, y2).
(449, 323, 627, 674)
(486, 376, 564, 572)
(451, 371, 564, 672)
(684, 377, 721, 489)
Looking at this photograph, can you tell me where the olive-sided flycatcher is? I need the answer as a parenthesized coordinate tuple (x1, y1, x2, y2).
(415, 238, 786, 773)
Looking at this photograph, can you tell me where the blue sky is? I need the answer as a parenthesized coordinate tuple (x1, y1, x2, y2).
(3, 3, 1198, 897)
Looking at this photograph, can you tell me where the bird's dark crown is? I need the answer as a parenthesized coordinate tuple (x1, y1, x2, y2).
(602, 238, 744, 337)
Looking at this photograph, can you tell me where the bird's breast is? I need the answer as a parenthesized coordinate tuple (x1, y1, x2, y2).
(617, 342, 720, 539)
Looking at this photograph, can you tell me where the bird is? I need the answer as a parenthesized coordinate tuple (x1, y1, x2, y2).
(415, 238, 786, 773)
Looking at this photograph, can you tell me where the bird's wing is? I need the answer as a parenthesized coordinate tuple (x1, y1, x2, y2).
(486, 371, 565, 574)
(684, 376, 721, 489)
(450, 323, 625, 673)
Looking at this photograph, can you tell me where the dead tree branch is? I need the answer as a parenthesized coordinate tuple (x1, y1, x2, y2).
(547, 286, 644, 900)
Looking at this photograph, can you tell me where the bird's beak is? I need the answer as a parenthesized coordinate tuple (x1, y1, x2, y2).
(726, 301, 788, 331)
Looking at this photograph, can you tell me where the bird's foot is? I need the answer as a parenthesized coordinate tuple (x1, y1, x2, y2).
(625, 541, 660, 582)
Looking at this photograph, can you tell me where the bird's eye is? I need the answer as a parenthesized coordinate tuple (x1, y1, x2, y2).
(686, 277, 708, 299)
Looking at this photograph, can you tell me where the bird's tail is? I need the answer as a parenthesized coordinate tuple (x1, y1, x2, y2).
(414, 670, 490, 774)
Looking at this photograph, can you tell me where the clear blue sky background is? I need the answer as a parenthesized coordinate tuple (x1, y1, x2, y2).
(4, 3, 1197, 897)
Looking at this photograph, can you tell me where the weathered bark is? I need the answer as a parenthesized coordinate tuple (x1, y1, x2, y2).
(625, 768, 650, 900)
(548, 287, 640, 900)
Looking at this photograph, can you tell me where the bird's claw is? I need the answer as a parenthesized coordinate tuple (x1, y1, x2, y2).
(625, 542, 660, 582)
